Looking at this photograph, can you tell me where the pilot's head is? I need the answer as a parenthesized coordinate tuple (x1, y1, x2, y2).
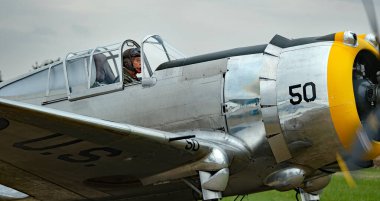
(123, 48, 141, 74)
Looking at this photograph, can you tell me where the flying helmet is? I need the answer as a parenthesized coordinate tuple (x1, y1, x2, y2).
(123, 47, 141, 73)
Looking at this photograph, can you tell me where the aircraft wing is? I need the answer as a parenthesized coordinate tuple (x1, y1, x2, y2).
(0, 98, 216, 201)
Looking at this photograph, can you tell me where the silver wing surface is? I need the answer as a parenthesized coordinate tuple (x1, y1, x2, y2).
(0, 98, 214, 201)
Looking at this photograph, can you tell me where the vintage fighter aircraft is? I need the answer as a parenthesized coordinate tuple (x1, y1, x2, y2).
(2, 2, 380, 201)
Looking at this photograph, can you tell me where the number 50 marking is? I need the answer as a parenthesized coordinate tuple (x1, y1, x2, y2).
(289, 82, 316, 105)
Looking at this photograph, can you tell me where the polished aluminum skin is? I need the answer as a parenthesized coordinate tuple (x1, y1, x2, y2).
(222, 42, 344, 196)
(277, 43, 342, 168)
(260, 43, 292, 163)
(0, 35, 355, 201)
(263, 167, 306, 191)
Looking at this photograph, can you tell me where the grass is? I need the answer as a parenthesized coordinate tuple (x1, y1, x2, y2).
(8, 169, 380, 201)
(222, 168, 380, 201)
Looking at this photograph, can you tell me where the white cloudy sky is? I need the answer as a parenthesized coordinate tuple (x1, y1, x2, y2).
(0, 0, 379, 80)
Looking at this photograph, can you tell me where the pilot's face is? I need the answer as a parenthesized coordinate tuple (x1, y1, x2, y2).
(132, 56, 141, 73)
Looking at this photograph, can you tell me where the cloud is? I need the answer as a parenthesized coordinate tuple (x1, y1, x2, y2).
(0, 0, 379, 80)
(71, 24, 91, 36)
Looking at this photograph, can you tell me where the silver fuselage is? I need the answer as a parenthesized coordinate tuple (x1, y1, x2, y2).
(0, 38, 347, 197)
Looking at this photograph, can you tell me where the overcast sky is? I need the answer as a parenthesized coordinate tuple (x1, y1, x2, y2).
(0, 0, 379, 80)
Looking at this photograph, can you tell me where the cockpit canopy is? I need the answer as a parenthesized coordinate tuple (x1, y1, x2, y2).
(0, 35, 185, 102)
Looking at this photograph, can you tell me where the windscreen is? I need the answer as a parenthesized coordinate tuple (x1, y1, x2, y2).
(141, 35, 185, 77)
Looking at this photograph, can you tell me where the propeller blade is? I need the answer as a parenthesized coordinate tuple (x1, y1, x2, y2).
(336, 153, 357, 188)
(362, 0, 380, 39)
(338, 107, 380, 188)
(336, 0, 380, 188)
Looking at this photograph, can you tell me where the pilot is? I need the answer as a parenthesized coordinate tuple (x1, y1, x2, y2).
(123, 48, 141, 83)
